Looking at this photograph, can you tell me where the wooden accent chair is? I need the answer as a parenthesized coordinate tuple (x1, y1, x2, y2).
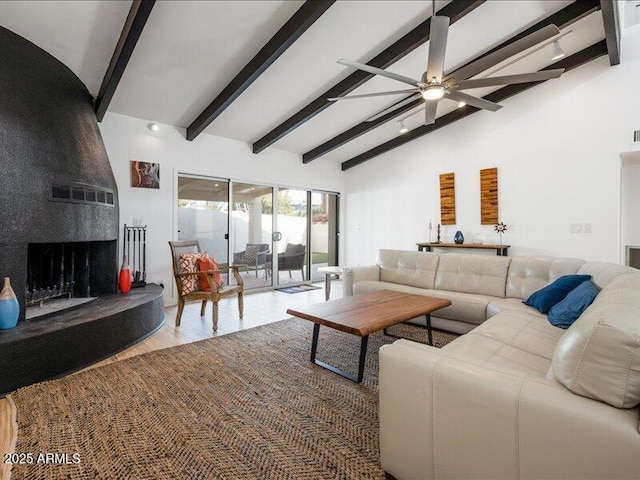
(169, 240, 244, 331)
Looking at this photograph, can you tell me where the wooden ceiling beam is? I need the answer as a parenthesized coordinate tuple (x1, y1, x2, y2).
(251, 0, 485, 154)
(186, 0, 335, 141)
(600, 0, 621, 65)
(95, 0, 156, 122)
(303, 0, 601, 164)
(341, 40, 608, 171)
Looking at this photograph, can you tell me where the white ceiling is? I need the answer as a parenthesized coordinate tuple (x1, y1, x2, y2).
(0, 0, 610, 164)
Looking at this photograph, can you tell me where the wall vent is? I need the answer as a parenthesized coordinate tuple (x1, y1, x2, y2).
(50, 182, 115, 207)
(634, 130, 640, 143)
(626, 246, 640, 269)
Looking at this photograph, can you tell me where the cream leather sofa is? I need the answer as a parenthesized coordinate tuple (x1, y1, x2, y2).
(343, 249, 640, 479)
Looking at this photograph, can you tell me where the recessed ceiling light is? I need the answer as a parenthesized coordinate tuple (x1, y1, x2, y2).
(458, 101, 466, 108)
(214, 184, 219, 187)
(147, 122, 159, 132)
(399, 121, 409, 134)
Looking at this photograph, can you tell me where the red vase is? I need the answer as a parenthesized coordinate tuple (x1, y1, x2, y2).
(119, 255, 132, 293)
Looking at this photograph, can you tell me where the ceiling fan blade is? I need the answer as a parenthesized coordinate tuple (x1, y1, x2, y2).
(424, 100, 438, 125)
(365, 93, 422, 122)
(337, 59, 422, 87)
(447, 24, 560, 83)
(446, 90, 502, 112)
(426, 16, 450, 83)
(457, 68, 565, 89)
(328, 89, 419, 101)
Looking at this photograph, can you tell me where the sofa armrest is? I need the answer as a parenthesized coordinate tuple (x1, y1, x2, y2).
(342, 264, 380, 297)
(379, 340, 640, 480)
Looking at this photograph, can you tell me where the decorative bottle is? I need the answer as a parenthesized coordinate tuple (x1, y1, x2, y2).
(119, 255, 132, 293)
(454, 230, 465, 245)
(0, 277, 20, 329)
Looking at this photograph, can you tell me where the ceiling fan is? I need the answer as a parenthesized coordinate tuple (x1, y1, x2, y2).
(329, 2, 566, 126)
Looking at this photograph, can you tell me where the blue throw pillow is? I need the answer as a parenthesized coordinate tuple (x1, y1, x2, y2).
(548, 280, 600, 329)
(524, 274, 591, 313)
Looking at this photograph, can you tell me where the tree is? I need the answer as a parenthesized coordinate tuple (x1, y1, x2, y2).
(260, 192, 294, 215)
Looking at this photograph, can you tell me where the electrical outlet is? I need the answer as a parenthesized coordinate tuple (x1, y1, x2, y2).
(570, 223, 583, 234)
(583, 223, 592, 234)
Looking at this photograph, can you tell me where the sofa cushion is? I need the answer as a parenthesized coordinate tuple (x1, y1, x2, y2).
(548, 280, 599, 329)
(434, 254, 511, 298)
(443, 311, 565, 375)
(352, 281, 492, 326)
(506, 256, 585, 300)
(524, 274, 592, 313)
(422, 289, 494, 325)
(377, 249, 440, 290)
(577, 261, 637, 289)
(551, 274, 640, 408)
(487, 298, 546, 319)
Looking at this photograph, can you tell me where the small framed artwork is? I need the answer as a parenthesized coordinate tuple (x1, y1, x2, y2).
(131, 160, 160, 189)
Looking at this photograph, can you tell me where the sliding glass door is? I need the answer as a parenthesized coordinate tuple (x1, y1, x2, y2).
(177, 175, 229, 272)
(310, 192, 339, 281)
(176, 173, 339, 291)
(230, 182, 274, 290)
(274, 188, 308, 287)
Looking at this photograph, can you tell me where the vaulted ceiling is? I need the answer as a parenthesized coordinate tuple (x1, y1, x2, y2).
(0, 1, 623, 170)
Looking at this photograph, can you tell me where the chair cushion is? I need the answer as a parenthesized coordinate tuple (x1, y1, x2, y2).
(244, 244, 262, 262)
(179, 252, 208, 295)
(524, 275, 591, 313)
(547, 280, 599, 329)
(197, 256, 224, 291)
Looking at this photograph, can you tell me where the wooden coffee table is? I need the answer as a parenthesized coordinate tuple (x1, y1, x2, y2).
(286, 290, 451, 383)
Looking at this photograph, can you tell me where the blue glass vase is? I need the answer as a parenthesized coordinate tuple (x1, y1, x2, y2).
(0, 277, 19, 329)
(454, 231, 464, 245)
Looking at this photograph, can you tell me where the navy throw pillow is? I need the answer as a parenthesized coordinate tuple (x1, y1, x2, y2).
(548, 280, 600, 329)
(524, 274, 591, 313)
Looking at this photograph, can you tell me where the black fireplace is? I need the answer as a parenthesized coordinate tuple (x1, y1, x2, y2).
(0, 25, 119, 321)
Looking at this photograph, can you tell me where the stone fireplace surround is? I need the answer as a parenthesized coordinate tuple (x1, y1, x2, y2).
(0, 26, 164, 393)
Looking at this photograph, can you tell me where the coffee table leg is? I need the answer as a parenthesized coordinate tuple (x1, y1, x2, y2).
(310, 323, 369, 383)
(384, 314, 434, 346)
(356, 335, 369, 383)
(311, 323, 320, 362)
(426, 314, 433, 346)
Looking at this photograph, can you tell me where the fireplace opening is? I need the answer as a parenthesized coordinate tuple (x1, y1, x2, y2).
(26, 240, 117, 319)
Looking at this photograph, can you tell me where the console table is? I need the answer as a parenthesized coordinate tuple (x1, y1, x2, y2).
(417, 242, 510, 256)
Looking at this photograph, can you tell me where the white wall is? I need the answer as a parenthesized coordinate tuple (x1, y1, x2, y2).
(99, 113, 344, 304)
(344, 30, 640, 266)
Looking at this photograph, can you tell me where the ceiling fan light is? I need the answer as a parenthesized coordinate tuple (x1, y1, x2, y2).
(551, 40, 565, 61)
(399, 122, 409, 134)
(422, 85, 445, 100)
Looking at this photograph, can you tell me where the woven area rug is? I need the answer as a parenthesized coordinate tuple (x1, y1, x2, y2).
(9, 318, 457, 479)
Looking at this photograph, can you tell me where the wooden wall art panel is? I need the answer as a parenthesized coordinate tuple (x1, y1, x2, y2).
(439, 172, 456, 225)
(480, 167, 498, 225)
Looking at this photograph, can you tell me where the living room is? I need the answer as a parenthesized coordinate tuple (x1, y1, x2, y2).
(1, 1, 640, 479)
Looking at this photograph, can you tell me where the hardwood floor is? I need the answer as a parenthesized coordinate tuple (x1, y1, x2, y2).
(0, 280, 341, 480)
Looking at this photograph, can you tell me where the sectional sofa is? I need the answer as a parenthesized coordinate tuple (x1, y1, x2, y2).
(343, 249, 640, 479)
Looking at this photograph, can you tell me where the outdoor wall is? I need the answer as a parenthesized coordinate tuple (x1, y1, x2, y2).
(344, 29, 640, 266)
(99, 113, 344, 305)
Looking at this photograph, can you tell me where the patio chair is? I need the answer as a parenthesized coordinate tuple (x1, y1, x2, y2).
(169, 240, 244, 331)
(266, 243, 306, 280)
(233, 243, 269, 277)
